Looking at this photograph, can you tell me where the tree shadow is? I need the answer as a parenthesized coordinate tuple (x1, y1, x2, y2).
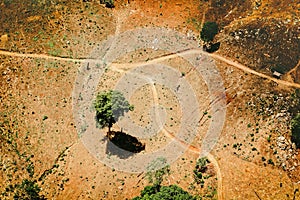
(105, 131, 145, 159)
(203, 42, 220, 53)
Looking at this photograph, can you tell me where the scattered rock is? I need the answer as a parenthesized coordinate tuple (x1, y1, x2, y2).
(277, 136, 285, 142)
(186, 30, 196, 40)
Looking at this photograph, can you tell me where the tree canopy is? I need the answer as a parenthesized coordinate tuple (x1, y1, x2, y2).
(200, 21, 219, 42)
(132, 185, 197, 200)
(94, 90, 133, 131)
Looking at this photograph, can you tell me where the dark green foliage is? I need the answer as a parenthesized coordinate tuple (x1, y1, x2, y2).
(267, 159, 274, 165)
(295, 89, 300, 98)
(94, 90, 133, 131)
(13, 179, 46, 200)
(4, 0, 12, 6)
(193, 157, 209, 186)
(292, 113, 300, 148)
(100, 0, 115, 8)
(133, 185, 197, 200)
(26, 163, 35, 178)
(140, 185, 159, 197)
(194, 157, 208, 173)
(271, 65, 288, 74)
(200, 22, 219, 42)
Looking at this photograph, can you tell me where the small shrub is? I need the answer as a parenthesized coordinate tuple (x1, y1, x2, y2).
(291, 113, 300, 148)
(193, 157, 209, 185)
(267, 135, 271, 142)
(100, 0, 115, 8)
(268, 159, 274, 165)
(195, 157, 208, 173)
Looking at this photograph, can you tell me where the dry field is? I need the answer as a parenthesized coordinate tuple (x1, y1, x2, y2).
(0, 0, 299, 199)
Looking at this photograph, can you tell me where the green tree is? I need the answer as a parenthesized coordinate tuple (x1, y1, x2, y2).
(132, 185, 197, 200)
(200, 22, 219, 42)
(292, 113, 300, 148)
(94, 90, 133, 132)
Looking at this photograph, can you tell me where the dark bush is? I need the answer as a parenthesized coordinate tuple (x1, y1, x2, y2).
(193, 157, 209, 186)
(13, 179, 46, 200)
(100, 0, 114, 8)
(200, 22, 219, 42)
(292, 113, 300, 148)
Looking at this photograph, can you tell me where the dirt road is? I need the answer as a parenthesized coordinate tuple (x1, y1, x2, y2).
(1, 47, 299, 200)
(2, 48, 299, 89)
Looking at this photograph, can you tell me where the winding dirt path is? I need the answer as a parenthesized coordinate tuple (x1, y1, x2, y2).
(0, 50, 84, 62)
(2, 48, 300, 89)
(111, 49, 300, 89)
(1, 47, 300, 200)
(149, 82, 223, 200)
(209, 53, 300, 89)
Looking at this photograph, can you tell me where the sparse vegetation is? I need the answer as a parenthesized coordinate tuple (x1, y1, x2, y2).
(133, 158, 197, 200)
(1, 0, 299, 199)
(146, 158, 170, 188)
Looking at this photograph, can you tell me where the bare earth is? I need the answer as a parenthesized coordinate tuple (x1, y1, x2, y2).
(0, 0, 299, 199)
